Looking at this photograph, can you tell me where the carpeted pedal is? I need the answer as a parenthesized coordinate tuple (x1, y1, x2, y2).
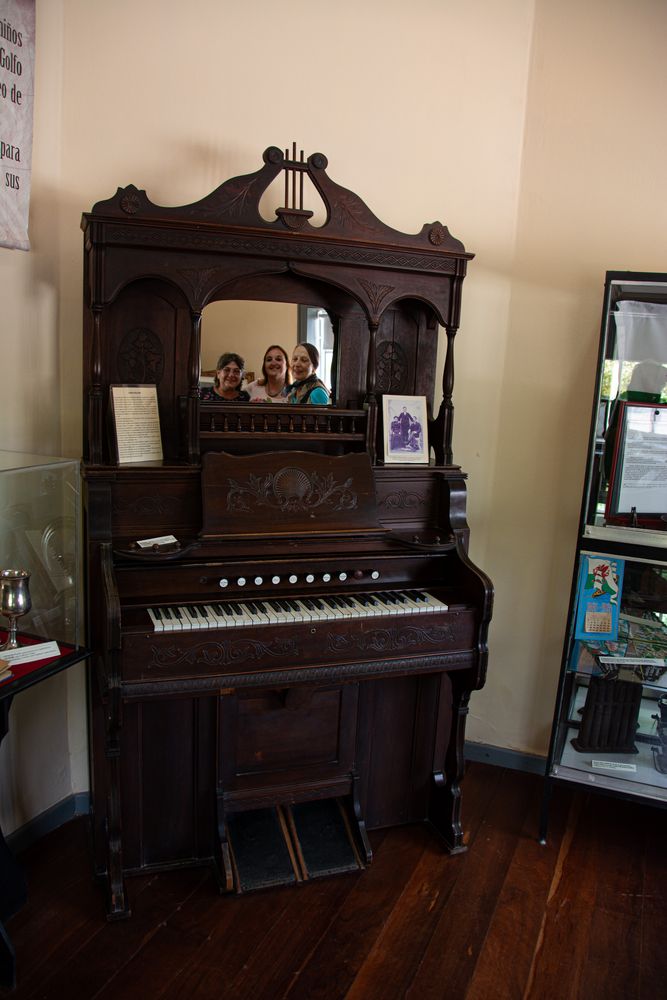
(226, 806, 297, 892)
(287, 798, 362, 879)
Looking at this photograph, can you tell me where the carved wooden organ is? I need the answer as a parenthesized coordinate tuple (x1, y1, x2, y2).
(81, 144, 493, 915)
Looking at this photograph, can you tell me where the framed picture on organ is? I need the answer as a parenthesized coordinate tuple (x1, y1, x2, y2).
(382, 395, 429, 465)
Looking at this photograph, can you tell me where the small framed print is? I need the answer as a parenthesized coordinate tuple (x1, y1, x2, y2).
(382, 395, 429, 464)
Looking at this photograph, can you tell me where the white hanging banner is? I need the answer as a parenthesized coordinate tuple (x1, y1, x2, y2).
(0, 0, 35, 251)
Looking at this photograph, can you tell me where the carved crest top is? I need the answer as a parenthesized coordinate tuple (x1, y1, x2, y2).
(84, 144, 471, 261)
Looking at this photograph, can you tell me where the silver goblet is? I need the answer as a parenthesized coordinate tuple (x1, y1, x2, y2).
(0, 569, 32, 650)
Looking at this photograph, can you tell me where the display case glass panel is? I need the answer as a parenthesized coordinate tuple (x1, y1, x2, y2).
(584, 274, 667, 532)
(549, 549, 667, 802)
(0, 451, 81, 645)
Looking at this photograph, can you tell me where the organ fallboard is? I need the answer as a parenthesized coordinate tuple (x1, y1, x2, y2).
(82, 144, 493, 915)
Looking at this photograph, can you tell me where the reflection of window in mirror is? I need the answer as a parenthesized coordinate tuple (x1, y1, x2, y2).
(298, 306, 334, 392)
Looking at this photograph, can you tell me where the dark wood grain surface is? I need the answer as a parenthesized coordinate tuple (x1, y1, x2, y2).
(3, 762, 665, 1000)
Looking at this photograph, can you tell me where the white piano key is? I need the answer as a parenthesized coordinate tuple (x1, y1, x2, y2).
(203, 604, 228, 628)
(392, 591, 421, 614)
(411, 590, 448, 612)
(292, 599, 317, 622)
(147, 608, 165, 632)
(164, 607, 185, 631)
(213, 602, 240, 627)
(242, 601, 270, 625)
(182, 605, 207, 629)
(338, 596, 368, 618)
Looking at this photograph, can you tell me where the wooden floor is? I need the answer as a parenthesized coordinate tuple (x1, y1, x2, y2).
(2, 762, 666, 999)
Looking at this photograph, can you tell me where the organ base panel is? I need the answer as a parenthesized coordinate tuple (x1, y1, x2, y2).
(82, 145, 493, 917)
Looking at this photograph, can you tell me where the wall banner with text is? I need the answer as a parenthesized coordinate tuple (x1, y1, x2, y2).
(0, 0, 35, 251)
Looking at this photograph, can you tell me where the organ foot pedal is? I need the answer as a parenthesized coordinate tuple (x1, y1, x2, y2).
(223, 797, 366, 893)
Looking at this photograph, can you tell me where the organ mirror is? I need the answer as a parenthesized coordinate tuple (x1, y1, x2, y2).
(199, 299, 337, 398)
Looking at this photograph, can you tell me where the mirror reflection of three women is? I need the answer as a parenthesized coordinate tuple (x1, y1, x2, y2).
(201, 343, 330, 404)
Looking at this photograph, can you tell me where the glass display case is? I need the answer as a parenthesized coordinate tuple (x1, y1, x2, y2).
(0, 451, 81, 646)
(541, 271, 667, 836)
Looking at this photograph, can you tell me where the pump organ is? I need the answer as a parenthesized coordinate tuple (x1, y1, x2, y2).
(82, 144, 493, 915)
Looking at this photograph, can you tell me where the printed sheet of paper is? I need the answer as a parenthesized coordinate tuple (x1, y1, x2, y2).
(111, 385, 163, 464)
(1, 640, 60, 664)
(616, 404, 667, 513)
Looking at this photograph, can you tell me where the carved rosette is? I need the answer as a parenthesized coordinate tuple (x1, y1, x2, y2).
(376, 340, 408, 393)
(119, 189, 141, 215)
(429, 223, 447, 246)
(117, 328, 164, 384)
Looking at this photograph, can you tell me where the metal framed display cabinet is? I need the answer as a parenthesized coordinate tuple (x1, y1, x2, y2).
(540, 271, 667, 840)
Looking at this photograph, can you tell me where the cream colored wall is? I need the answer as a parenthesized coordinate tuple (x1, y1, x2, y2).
(0, 0, 89, 836)
(0, 0, 665, 833)
(463, 0, 667, 754)
(201, 301, 297, 378)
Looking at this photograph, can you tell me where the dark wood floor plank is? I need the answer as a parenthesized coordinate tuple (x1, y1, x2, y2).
(156, 882, 297, 999)
(220, 870, 359, 999)
(3, 764, 666, 1000)
(284, 825, 432, 1000)
(90, 878, 272, 1000)
(640, 803, 667, 999)
(286, 759, 503, 1000)
(5, 823, 117, 999)
(13, 867, 209, 1000)
(576, 795, 646, 1000)
(461, 777, 572, 1000)
(348, 768, 534, 1000)
(523, 795, 599, 1000)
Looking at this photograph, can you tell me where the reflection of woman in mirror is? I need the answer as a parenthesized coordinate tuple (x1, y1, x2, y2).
(287, 344, 330, 405)
(200, 353, 250, 401)
(246, 345, 291, 403)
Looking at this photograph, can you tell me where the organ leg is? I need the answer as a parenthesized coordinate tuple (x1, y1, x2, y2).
(214, 797, 235, 894)
(428, 670, 470, 853)
(103, 662, 130, 919)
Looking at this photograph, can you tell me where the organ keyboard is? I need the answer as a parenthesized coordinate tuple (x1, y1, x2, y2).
(146, 590, 448, 632)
